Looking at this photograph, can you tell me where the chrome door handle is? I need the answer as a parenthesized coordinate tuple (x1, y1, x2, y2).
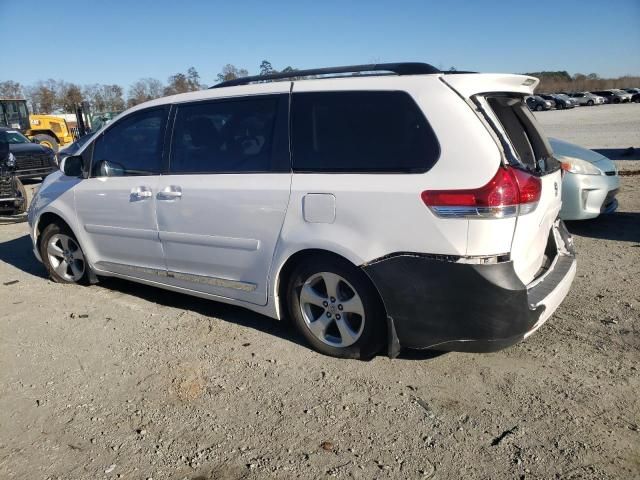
(157, 185, 182, 200)
(130, 186, 152, 201)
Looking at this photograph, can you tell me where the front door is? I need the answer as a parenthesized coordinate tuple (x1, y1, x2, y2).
(74, 107, 169, 281)
(155, 93, 291, 305)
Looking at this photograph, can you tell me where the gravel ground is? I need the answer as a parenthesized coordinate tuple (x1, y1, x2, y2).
(1, 108, 639, 479)
(535, 103, 640, 172)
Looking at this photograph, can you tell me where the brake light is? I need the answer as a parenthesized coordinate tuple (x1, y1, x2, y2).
(421, 166, 541, 218)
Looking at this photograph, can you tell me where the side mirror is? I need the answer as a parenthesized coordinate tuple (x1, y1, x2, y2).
(61, 155, 83, 177)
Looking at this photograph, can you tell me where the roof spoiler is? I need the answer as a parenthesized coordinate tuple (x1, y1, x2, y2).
(441, 73, 540, 97)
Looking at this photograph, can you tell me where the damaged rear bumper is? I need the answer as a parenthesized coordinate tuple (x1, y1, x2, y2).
(363, 221, 576, 353)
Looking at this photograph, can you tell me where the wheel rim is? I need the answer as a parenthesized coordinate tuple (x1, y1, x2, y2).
(40, 140, 53, 149)
(47, 233, 85, 282)
(299, 272, 365, 348)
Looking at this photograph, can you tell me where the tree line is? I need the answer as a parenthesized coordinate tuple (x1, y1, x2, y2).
(526, 71, 640, 93)
(0, 62, 289, 114)
(3, 63, 638, 114)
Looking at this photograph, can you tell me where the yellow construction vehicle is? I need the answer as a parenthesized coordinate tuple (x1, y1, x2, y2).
(0, 99, 74, 151)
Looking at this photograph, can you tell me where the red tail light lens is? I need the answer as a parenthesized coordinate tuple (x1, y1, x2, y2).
(421, 166, 541, 218)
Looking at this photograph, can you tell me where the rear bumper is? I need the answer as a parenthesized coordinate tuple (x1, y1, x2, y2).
(363, 221, 576, 353)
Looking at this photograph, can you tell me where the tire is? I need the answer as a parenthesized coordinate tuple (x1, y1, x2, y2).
(535, 105, 543, 111)
(587, 100, 594, 106)
(39, 222, 88, 284)
(286, 254, 386, 359)
(613, 98, 620, 104)
(32, 134, 59, 152)
(557, 103, 564, 110)
(11, 177, 27, 215)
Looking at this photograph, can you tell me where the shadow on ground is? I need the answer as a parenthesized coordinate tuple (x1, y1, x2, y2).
(0, 233, 452, 361)
(593, 148, 639, 161)
(565, 211, 640, 243)
(0, 234, 47, 278)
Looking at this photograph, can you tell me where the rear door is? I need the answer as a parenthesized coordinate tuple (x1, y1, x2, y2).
(443, 74, 563, 285)
(156, 93, 291, 305)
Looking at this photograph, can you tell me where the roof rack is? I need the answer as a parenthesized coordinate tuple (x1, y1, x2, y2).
(210, 62, 442, 89)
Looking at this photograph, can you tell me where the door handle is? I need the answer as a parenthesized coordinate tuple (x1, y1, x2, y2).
(157, 185, 182, 200)
(130, 186, 152, 201)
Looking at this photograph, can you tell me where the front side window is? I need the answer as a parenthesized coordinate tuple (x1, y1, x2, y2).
(291, 91, 439, 173)
(91, 108, 167, 176)
(170, 95, 284, 174)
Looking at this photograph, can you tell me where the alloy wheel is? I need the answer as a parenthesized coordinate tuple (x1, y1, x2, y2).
(46, 233, 85, 282)
(299, 272, 365, 348)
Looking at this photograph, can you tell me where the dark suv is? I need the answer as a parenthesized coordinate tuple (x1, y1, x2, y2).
(0, 127, 57, 179)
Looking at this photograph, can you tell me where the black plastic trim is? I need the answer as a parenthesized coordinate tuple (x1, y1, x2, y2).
(362, 254, 544, 352)
(211, 62, 441, 89)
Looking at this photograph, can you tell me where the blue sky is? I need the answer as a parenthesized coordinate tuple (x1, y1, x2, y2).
(2, 0, 639, 88)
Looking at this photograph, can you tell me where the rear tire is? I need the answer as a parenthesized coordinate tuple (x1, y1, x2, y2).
(286, 255, 386, 359)
(535, 105, 543, 111)
(32, 134, 59, 152)
(39, 222, 88, 284)
(587, 100, 594, 106)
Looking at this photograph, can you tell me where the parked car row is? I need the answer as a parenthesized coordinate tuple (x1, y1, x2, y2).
(526, 88, 640, 111)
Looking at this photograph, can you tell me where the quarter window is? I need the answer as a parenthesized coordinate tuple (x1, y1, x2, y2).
(91, 108, 167, 176)
(291, 91, 439, 172)
(170, 95, 285, 173)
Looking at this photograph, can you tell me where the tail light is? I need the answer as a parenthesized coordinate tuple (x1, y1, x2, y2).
(421, 166, 541, 218)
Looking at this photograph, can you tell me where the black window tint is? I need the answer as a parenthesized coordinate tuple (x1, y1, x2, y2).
(291, 91, 439, 173)
(91, 108, 166, 176)
(170, 96, 283, 173)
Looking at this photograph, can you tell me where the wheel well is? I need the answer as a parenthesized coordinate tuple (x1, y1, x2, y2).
(276, 249, 386, 321)
(36, 212, 70, 250)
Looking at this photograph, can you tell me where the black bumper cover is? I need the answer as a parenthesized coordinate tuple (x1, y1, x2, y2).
(362, 223, 575, 353)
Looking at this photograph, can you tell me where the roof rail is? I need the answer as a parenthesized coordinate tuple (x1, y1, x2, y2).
(210, 62, 442, 89)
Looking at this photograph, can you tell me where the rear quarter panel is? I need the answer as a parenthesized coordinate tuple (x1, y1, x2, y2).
(270, 76, 504, 300)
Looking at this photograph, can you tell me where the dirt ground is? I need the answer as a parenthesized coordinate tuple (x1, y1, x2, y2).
(1, 111, 639, 479)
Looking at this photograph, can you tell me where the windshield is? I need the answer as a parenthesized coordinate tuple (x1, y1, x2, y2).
(4, 130, 31, 144)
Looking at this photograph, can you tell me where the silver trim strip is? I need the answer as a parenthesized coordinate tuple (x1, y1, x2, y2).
(85, 224, 158, 240)
(158, 231, 259, 251)
(95, 261, 257, 292)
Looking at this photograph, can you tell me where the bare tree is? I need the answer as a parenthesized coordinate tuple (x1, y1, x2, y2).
(216, 64, 249, 83)
(164, 67, 202, 96)
(0, 80, 24, 99)
(57, 82, 84, 113)
(127, 78, 164, 107)
(26, 80, 58, 113)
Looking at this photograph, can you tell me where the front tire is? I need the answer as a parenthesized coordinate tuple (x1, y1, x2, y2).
(535, 105, 543, 111)
(12, 178, 27, 215)
(286, 255, 386, 359)
(39, 223, 88, 284)
(587, 100, 594, 106)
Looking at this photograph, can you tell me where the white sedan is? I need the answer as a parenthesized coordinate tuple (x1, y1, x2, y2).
(550, 138, 620, 220)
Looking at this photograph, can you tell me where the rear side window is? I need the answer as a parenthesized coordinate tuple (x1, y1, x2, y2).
(169, 95, 287, 174)
(91, 107, 167, 176)
(485, 96, 559, 173)
(291, 91, 439, 173)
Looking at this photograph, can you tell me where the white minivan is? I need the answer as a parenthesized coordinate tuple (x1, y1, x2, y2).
(28, 63, 576, 359)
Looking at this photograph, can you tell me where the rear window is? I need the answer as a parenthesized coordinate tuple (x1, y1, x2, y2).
(485, 96, 559, 173)
(291, 91, 439, 173)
